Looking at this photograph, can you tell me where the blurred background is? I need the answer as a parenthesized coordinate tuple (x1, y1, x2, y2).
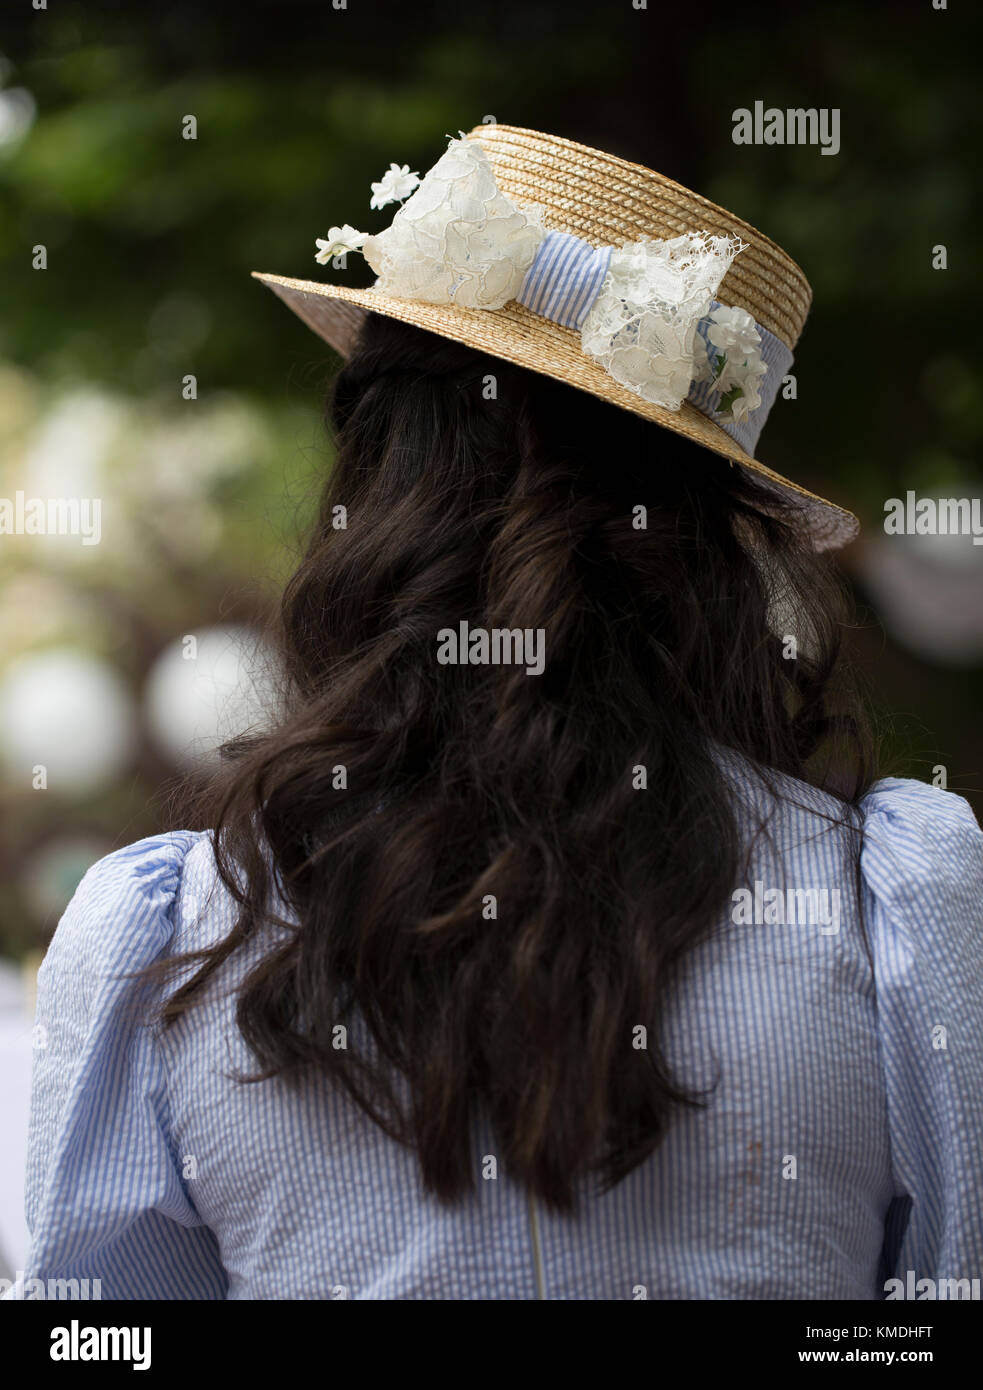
(0, 0, 980, 1270)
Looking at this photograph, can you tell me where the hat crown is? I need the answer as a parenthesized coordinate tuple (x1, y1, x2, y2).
(468, 123, 811, 350)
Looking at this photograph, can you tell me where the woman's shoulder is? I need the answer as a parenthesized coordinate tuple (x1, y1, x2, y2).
(715, 744, 983, 905)
(41, 829, 217, 993)
(716, 742, 980, 842)
(859, 772, 981, 841)
(857, 776, 983, 936)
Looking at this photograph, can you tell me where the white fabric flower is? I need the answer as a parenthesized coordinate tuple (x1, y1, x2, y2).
(580, 232, 745, 411)
(715, 353, 768, 423)
(688, 345, 715, 386)
(725, 391, 755, 425)
(715, 349, 765, 394)
(706, 303, 761, 358)
(370, 163, 421, 210)
(360, 135, 547, 309)
(315, 225, 368, 263)
(700, 303, 768, 422)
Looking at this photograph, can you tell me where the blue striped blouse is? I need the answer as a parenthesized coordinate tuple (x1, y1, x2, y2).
(7, 757, 983, 1299)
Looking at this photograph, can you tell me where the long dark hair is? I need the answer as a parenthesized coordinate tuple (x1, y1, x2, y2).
(159, 311, 875, 1212)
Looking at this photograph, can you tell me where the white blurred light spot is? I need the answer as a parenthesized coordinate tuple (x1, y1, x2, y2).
(858, 532, 983, 666)
(23, 388, 127, 499)
(144, 624, 281, 768)
(0, 87, 36, 147)
(0, 648, 138, 794)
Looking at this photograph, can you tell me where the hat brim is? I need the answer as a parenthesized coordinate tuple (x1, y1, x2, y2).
(252, 271, 860, 552)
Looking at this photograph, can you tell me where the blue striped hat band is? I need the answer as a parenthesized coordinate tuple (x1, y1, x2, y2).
(515, 229, 793, 457)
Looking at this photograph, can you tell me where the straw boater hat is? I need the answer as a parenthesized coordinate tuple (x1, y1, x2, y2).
(253, 123, 859, 551)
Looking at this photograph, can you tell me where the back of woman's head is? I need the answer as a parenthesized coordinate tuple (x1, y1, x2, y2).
(168, 310, 873, 1212)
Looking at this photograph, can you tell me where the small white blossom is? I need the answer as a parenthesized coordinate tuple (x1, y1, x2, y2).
(314, 225, 368, 264)
(689, 345, 715, 385)
(703, 303, 768, 423)
(714, 352, 768, 424)
(726, 392, 754, 425)
(744, 355, 768, 385)
(369, 162, 421, 210)
(717, 350, 767, 394)
(706, 303, 762, 357)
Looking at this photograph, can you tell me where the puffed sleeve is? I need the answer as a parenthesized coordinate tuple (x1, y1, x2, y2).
(861, 777, 983, 1296)
(5, 831, 228, 1300)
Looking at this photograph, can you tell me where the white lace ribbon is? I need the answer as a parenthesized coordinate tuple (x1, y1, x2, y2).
(327, 134, 787, 451)
(577, 230, 746, 414)
(360, 135, 546, 309)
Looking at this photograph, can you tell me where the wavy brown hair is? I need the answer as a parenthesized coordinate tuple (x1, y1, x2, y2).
(158, 311, 875, 1212)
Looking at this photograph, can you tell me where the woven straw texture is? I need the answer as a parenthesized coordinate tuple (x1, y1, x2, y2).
(252, 123, 859, 551)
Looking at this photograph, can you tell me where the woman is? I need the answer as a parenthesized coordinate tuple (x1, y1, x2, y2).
(14, 126, 983, 1300)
